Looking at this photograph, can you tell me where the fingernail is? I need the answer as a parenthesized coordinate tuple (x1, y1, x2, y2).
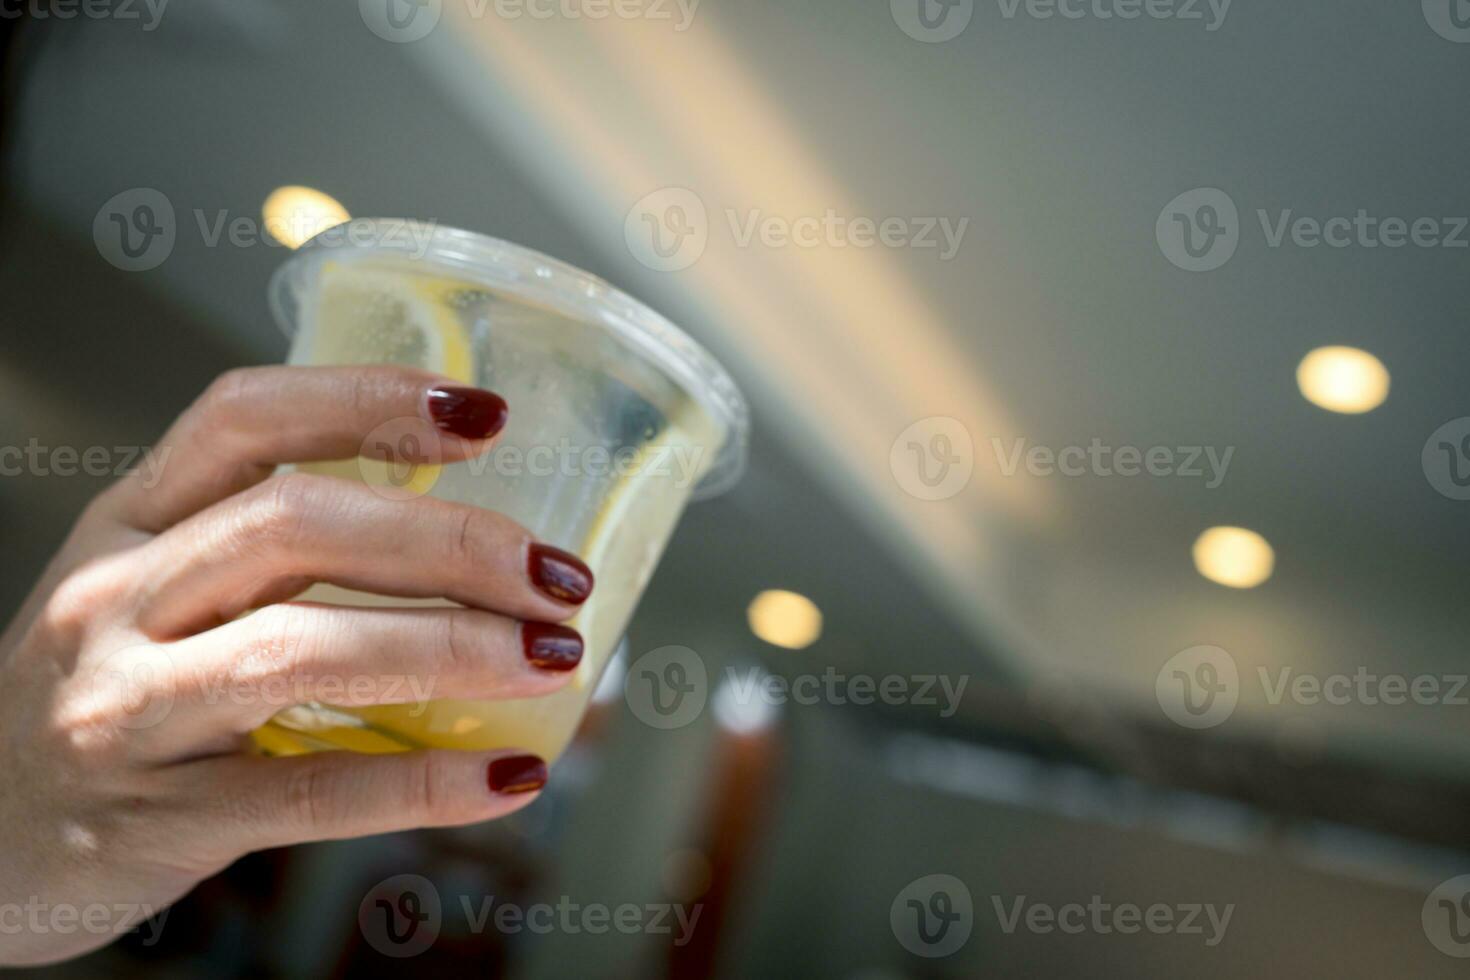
(488, 755, 548, 795)
(426, 386, 508, 440)
(528, 543, 594, 605)
(521, 622, 584, 672)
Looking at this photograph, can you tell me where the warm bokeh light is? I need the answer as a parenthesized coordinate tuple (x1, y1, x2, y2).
(747, 589, 823, 649)
(1296, 346, 1390, 414)
(1192, 526, 1275, 589)
(261, 185, 350, 249)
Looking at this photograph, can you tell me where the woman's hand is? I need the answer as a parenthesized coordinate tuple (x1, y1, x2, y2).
(0, 366, 594, 966)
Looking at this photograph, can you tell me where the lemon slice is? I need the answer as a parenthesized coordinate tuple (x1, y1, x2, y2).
(568, 451, 650, 691)
(297, 261, 476, 496)
(569, 404, 717, 691)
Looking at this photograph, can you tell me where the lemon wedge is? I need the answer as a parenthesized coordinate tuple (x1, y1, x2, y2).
(569, 405, 716, 691)
(296, 260, 476, 497)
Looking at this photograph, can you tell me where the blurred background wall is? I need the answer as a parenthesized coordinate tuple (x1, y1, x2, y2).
(2, 1, 1469, 976)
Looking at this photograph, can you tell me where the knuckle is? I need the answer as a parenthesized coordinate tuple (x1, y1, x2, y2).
(405, 754, 458, 823)
(41, 560, 125, 641)
(199, 367, 259, 419)
(344, 370, 379, 419)
(441, 608, 486, 677)
(282, 762, 333, 833)
(232, 604, 316, 686)
(243, 473, 329, 549)
(78, 484, 125, 530)
(448, 505, 526, 575)
(449, 506, 485, 566)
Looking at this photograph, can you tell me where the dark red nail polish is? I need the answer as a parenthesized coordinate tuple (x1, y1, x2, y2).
(426, 386, 508, 440)
(528, 543, 594, 605)
(488, 755, 547, 795)
(521, 622, 584, 672)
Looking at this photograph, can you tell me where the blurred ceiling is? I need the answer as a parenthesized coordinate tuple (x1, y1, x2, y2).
(4, 0, 1468, 779)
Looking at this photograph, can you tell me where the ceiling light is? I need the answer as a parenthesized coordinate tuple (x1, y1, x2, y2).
(261, 185, 351, 249)
(1192, 526, 1275, 589)
(1296, 346, 1390, 414)
(747, 589, 822, 649)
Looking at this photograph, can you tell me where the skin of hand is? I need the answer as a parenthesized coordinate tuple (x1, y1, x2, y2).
(0, 366, 595, 966)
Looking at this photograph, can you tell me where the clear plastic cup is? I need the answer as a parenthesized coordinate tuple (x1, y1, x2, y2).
(254, 218, 748, 761)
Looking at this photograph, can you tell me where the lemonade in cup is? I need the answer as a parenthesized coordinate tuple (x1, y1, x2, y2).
(252, 219, 748, 761)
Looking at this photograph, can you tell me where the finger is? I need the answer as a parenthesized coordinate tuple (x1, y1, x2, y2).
(130, 472, 593, 638)
(142, 603, 582, 752)
(100, 366, 508, 532)
(173, 749, 549, 855)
